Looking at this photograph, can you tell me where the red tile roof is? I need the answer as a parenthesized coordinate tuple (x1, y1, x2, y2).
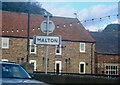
(2, 11, 94, 42)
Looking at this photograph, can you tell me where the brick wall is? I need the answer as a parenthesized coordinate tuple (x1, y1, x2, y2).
(2, 37, 27, 63)
(95, 53, 120, 74)
(2, 37, 95, 74)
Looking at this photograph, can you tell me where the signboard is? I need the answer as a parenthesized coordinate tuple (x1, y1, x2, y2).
(40, 20, 55, 34)
(34, 36, 60, 45)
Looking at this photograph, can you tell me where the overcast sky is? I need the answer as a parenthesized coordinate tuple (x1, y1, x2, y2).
(38, 1, 119, 31)
(2, 0, 120, 31)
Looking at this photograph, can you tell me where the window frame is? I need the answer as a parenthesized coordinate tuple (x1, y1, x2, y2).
(29, 39, 36, 54)
(105, 64, 118, 75)
(55, 44, 62, 55)
(80, 43, 86, 53)
(2, 38, 9, 49)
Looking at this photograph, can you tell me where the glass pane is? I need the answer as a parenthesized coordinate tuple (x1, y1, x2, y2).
(111, 66, 112, 69)
(2, 38, 8, 48)
(113, 66, 115, 69)
(108, 66, 110, 69)
(55, 45, 61, 55)
(56, 49, 60, 53)
(80, 43, 85, 52)
(106, 66, 108, 69)
(81, 44, 84, 51)
(2, 64, 31, 78)
(113, 71, 115, 74)
(116, 70, 117, 74)
(31, 45, 35, 52)
(115, 66, 117, 69)
(3, 43, 7, 47)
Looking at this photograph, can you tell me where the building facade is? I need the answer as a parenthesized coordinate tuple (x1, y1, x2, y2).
(1, 11, 95, 74)
(91, 27, 120, 75)
(95, 53, 120, 75)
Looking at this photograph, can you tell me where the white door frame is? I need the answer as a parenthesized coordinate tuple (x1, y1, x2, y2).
(79, 62, 86, 74)
(2, 59, 9, 62)
(55, 61, 62, 74)
(29, 60, 36, 71)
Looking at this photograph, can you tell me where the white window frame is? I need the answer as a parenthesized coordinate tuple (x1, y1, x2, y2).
(55, 44, 62, 55)
(30, 39, 36, 54)
(79, 62, 86, 74)
(80, 43, 85, 53)
(105, 63, 119, 75)
(29, 60, 36, 71)
(2, 38, 9, 49)
(55, 61, 62, 73)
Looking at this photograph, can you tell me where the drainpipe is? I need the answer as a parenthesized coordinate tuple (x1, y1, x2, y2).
(91, 43, 94, 74)
(26, 1, 30, 62)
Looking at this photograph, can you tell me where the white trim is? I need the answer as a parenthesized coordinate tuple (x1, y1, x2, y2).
(105, 63, 119, 75)
(55, 61, 62, 73)
(2, 59, 9, 62)
(29, 60, 37, 71)
(80, 43, 85, 53)
(30, 39, 36, 54)
(55, 45, 62, 55)
(2, 38, 9, 49)
(79, 62, 86, 74)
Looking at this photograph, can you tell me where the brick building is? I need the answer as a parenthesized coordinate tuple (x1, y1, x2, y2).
(91, 24, 120, 75)
(1, 11, 95, 74)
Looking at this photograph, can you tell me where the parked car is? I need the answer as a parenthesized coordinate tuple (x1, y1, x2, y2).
(0, 62, 49, 85)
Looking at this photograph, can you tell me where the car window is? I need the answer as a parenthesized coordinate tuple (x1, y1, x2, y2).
(2, 64, 31, 79)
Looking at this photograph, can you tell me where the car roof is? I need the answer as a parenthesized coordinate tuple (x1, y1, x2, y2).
(0, 62, 19, 65)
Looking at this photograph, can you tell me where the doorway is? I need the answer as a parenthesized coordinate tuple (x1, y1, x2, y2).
(55, 61, 62, 74)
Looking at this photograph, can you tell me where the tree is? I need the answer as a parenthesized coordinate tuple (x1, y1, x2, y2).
(2, 2, 50, 15)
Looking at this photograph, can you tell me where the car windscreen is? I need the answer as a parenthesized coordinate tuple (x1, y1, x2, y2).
(1, 64, 31, 79)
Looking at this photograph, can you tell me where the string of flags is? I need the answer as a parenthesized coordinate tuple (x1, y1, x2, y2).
(80, 14, 119, 23)
(2, 14, 119, 33)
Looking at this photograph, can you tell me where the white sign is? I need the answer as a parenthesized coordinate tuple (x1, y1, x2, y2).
(34, 36, 60, 45)
(40, 20, 55, 34)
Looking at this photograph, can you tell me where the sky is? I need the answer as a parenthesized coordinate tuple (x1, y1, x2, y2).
(38, 1, 119, 31)
(2, 0, 120, 31)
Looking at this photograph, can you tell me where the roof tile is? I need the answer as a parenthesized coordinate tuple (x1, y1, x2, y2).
(2, 11, 94, 42)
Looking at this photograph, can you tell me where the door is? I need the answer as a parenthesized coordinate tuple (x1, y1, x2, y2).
(79, 62, 85, 74)
(55, 61, 62, 74)
(56, 63, 60, 74)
